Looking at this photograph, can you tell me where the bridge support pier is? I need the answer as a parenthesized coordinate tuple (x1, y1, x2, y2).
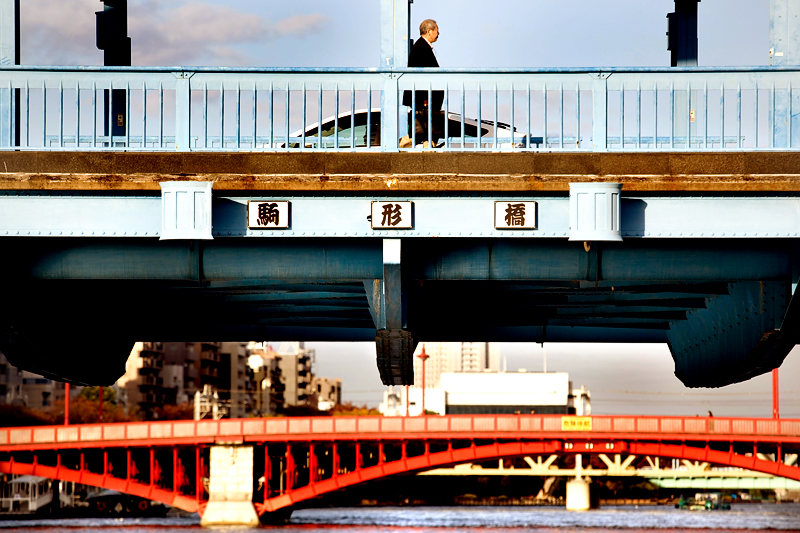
(200, 445, 259, 528)
(566, 477, 592, 511)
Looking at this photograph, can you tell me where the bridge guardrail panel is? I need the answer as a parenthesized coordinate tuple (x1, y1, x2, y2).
(0, 430, 7, 445)
(9, 428, 31, 444)
(520, 417, 541, 432)
(358, 418, 380, 433)
(404, 417, 425, 432)
(33, 427, 54, 443)
(333, 418, 355, 433)
(592, 418, 612, 432)
(265, 419, 287, 435)
(708, 419, 731, 434)
(780, 420, 800, 436)
(380, 417, 403, 432)
(497, 417, 519, 432)
(57, 426, 78, 443)
(149, 422, 172, 439)
(684, 418, 706, 433)
(637, 418, 659, 433)
(732, 419, 755, 435)
(80, 426, 102, 441)
(312, 418, 333, 434)
(427, 417, 449, 432)
(103, 425, 125, 441)
(174, 421, 197, 438)
(288, 419, 310, 434)
(543, 417, 561, 432)
(127, 423, 149, 440)
(196, 421, 219, 437)
(449, 417, 472, 432)
(660, 418, 683, 433)
(219, 420, 242, 436)
(614, 418, 635, 432)
(473, 417, 495, 432)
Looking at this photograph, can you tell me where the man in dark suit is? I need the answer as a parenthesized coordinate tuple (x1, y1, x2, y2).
(403, 19, 444, 147)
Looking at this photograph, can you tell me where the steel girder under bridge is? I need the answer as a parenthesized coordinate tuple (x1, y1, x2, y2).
(1, 415, 799, 518)
(2, 152, 800, 387)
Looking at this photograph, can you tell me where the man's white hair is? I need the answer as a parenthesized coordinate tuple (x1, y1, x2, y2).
(419, 19, 437, 36)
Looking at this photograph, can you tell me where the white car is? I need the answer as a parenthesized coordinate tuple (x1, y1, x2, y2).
(285, 109, 541, 149)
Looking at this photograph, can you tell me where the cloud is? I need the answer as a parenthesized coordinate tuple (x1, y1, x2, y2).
(20, 0, 330, 66)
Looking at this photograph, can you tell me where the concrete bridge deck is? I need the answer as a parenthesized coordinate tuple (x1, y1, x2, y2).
(1, 151, 800, 192)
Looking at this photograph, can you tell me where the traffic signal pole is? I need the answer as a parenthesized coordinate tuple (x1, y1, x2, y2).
(96, 0, 131, 144)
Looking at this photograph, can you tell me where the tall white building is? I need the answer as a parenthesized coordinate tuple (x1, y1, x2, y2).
(411, 342, 500, 389)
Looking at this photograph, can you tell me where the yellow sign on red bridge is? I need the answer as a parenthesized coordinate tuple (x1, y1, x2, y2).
(562, 417, 592, 431)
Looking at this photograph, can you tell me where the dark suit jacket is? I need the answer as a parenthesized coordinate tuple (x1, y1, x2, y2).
(402, 38, 444, 112)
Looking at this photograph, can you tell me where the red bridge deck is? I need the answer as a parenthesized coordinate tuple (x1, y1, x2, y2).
(1, 415, 798, 516)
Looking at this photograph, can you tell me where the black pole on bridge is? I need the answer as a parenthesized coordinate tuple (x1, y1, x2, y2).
(96, 0, 131, 143)
(667, 0, 700, 67)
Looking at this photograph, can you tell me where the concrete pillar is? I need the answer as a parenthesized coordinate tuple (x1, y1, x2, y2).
(566, 477, 592, 511)
(200, 445, 259, 527)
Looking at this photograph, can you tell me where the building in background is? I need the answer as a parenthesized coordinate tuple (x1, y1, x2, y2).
(117, 342, 171, 418)
(0, 352, 24, 405)
(219, 342, 252, 418)
(411, 343, 501, 390)
(276, 342, 316, 408)
(163, 342, 199, 399)
(396, 371, 591, 417)
(20, 372, 55, 410)
(313, 377, 342, 411)
(247, 342, 284, 416)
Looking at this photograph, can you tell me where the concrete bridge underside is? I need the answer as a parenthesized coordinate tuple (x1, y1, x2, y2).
(1, 151, 800, 388)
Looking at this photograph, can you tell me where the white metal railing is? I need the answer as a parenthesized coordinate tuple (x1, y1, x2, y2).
(0, 66, 797, 152)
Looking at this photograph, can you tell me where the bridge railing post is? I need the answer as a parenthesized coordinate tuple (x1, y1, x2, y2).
(381, 74, 400, 152)
(174, 72, 193, 151)
(592, 73, 609, 151)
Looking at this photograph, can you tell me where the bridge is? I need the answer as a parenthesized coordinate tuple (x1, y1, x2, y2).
(1, 414, 799, 522)
(0, 0, 800, 390)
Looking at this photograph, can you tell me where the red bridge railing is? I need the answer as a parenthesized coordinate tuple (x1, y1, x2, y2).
(2, 415, 799, 449)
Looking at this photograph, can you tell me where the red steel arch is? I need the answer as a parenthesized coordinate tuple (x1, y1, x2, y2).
(1, 415, 798, 517)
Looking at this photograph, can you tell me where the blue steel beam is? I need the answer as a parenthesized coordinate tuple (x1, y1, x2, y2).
(1, 238, 792, 282)
(5, 194, 800, 239)
(667, 281, 790, 387)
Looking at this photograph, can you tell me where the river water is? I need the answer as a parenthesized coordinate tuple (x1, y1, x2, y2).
(0, 504, 799, 532)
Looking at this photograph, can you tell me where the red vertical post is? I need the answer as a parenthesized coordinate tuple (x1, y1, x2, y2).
(99, 387, 104, 422)
(417, 345, 429, 416)
(355, 442, 361, 471)
(149, 448, 155, 487)
(285, 444, 294, 491)
(773, 368, 780, 419)
(103, 450, 108, 481)
(264, 445, 271, 501)
(172, 448, 179, 495)
(64, 383, 70, 426)
(309, 443, 317, 484)
(378, 442, 385, 465)
(195, 447, 202, 503)
(332, 443, 339, 478)
(126, 449, 132, 487)
(405, 385, 409, 416)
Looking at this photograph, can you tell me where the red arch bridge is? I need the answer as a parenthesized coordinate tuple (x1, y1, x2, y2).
(1, 415, 798, 519)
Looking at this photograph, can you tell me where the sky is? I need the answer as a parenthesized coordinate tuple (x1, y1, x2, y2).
(18, 0, 793, 416)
